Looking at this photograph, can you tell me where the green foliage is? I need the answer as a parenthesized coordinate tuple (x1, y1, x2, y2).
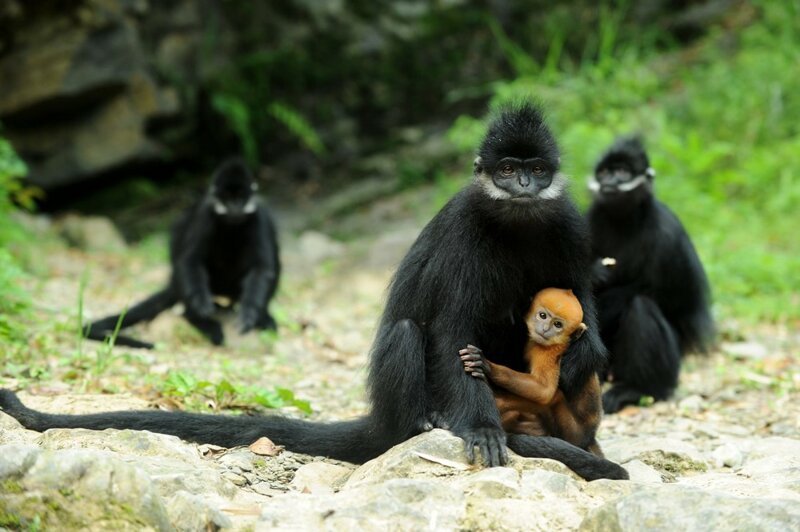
(159, 370, 312, 414)
(267, 101, 326, 155)
(0, 136, 31, 344)
(211, 93, 259, 165)
(448, 1, 800, 322)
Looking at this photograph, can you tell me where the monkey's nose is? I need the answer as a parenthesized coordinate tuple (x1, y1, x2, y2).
(518, 175, 531, 187)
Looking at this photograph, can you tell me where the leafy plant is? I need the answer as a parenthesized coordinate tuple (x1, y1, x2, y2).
(159, 370, 312, 414)
(0, 136, 32, 345)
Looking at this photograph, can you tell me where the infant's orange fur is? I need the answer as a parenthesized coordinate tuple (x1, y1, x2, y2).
(461, 288, 604, 456)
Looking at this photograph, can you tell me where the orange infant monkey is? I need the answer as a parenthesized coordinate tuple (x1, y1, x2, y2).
(461, 287, 605, 457)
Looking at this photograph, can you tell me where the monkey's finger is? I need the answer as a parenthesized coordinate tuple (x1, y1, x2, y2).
(464, 439, 476, 463)
(479, 439, 491, 466)
(488, 441, 502, 467)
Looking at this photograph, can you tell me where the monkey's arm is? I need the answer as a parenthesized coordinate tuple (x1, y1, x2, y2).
(460, 344, 559, 405)
(175, 212, 215, 318)
(239, 207, 280, 332)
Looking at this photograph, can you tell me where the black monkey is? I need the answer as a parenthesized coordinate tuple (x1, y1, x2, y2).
(84, 159, 280, 348)
(587, 136, 713, 413)
(0, 104, 627, 481)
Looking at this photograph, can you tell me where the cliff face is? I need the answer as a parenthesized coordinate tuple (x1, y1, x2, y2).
(0, 0, 215, 189)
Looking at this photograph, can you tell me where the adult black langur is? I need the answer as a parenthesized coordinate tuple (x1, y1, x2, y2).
(0, 103, 627, 481)
(84, 158, 280, 348)
(587, 136, 714, 414)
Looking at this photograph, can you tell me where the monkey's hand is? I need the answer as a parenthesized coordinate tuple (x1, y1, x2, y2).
(187, 291, 216, 318)
(460, 344, 493, 381)
(239, 307, 277, 334)
(239, 306, 260, 334)
(457, 426, 508, 467)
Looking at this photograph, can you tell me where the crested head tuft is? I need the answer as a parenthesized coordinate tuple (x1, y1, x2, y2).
(478, 101, 560, 170)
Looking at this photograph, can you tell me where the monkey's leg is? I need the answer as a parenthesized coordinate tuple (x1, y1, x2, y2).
(239, 267, 278, 333)
(368, 319, 432, 438)
(603, 295, 680, 414)
(586, 440, 605, 458)
(184, 309, 225, 346)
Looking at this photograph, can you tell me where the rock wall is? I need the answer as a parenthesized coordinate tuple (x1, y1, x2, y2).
(0, 0, 212, 189)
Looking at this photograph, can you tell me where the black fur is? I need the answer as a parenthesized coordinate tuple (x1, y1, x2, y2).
(0, 104, 626, 481)
(588, 136, 714, 413)
(84, 159, 280, 348)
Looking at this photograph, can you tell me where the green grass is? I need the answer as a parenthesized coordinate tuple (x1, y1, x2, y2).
(447, 0, 800, 323)
(158, 370, 312, 414)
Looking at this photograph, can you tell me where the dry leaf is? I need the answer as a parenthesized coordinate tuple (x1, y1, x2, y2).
(198, 443, 228, 457)
(249, 436, 284, 456)
(413, 451, 472, 470)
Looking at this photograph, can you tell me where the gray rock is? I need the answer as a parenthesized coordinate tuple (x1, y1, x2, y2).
(1, 446, 172, 530)
(721, 341, 769, 359)
(679, 472, 800, 502)
(602, 436, 708, 475)
(297, 230, 346, 265)
(455, 466, 520, 499)
(520, 469, 583, 497)
(0, 414, 39, 445)
(57, 213, 127, 252)
(623, 459, 665, 483)
(166, 490, 233, 532)
(37, 428, 200, 463)
(36, 428, 239, 499)
(581, 486, 800, 531)
(344, 429, 471, 488)
(258, 478, 466, 531)
(217, 449, 256, 472)
(0, 444, 40, 478)
(711, 442, 744, 468)
(290, 461, 354, 494)
(465, 496, 585, 531)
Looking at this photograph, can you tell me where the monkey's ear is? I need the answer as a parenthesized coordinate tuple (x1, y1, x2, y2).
(473, 157, 484, 176)
(571, 323, 587, 341)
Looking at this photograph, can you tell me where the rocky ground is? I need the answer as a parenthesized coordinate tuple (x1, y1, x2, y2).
(1, 187, 799, 531)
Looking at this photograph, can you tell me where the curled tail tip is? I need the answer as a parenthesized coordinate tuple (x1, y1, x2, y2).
(0, 388, 26, 415)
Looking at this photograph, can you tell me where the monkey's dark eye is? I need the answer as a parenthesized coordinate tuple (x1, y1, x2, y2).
(532, 166, 545, 176)
(538, 312, 547, 320)
(502, 165, 515, 175)
(554, 321, 563, 329)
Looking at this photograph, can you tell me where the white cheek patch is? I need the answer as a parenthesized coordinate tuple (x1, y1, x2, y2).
(587, 175, 600, 193)
(617, 175, 648, 192)
(213, 200, 228, 214)
(243, 197, 258, 214)
(475, 172, 512, 200)
(537, 173, 567, 200)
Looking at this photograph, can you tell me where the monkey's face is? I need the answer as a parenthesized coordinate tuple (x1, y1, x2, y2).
(588, 140, 654, 202)
(526, 306, 574, 346)
(525, 288, 586, 345)
(474, 156, 566, 202)
(210, 170, 259, 223)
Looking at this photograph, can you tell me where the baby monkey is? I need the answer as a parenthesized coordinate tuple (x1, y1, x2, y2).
(461, 287, 604, 456)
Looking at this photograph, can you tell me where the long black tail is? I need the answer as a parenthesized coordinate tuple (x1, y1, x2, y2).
(507, 433, 629, 481)
(0, 390, 393, 464)
(83, 287, 179, 349)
